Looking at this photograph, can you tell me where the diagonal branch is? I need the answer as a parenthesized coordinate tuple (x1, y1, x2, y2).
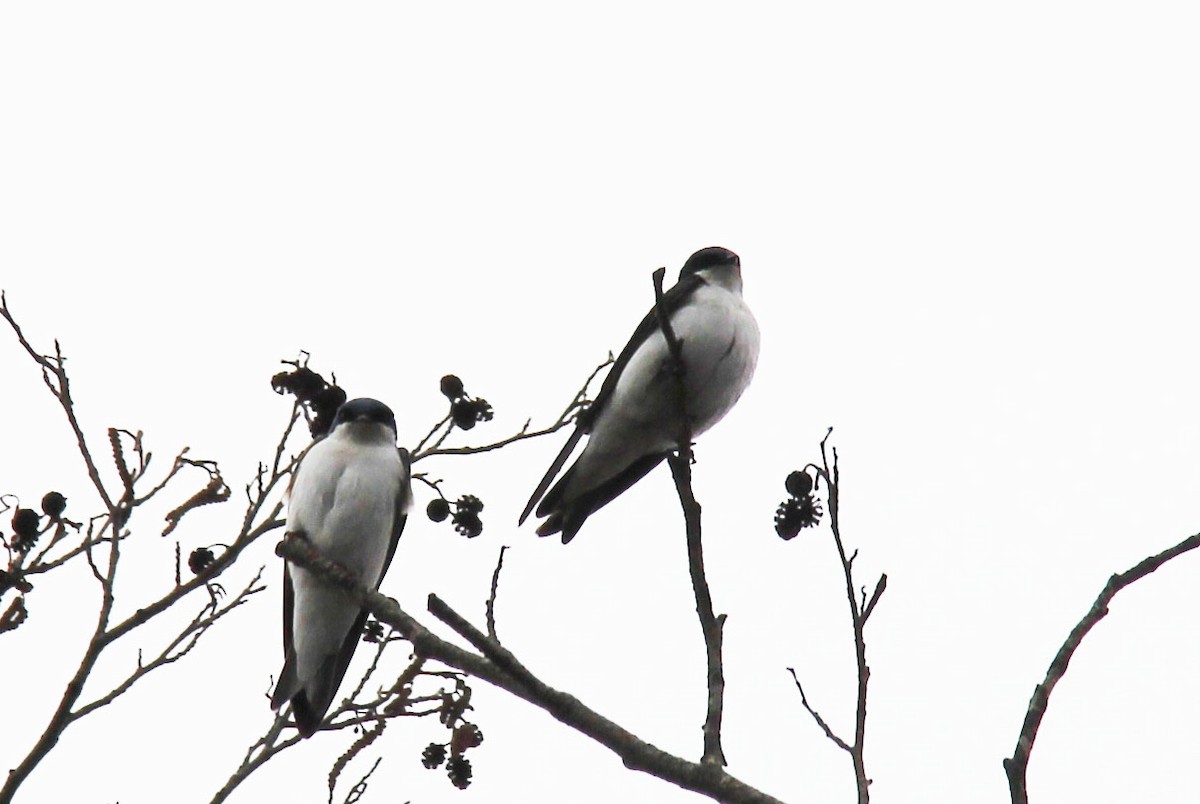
(2, 293, 116, 514)
(102, 508, 285, 647)
(277, 536, 784, 804)
(210, 710, 299, 804)
(787, 668, 851, 753)
(414, 419, 576, 460)
(1003, 529, 1200, 804)
(485, 545, 508, 640)
(73, 569, 266, 719)
(412, 357, 612, 462)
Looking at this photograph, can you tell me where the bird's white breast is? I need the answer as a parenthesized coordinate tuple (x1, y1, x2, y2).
(284, 424, 407, 688)
(608, 283, 758, 430)
(670, 283, 760, 432)
(287, 433, 405, 585)
(582, 281, 760, 477)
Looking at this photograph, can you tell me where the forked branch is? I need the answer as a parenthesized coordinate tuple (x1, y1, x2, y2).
(789, 431, 885, 804)
(277, 536, 784, 804)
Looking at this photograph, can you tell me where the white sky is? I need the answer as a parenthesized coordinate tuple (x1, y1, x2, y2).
(3, 3, 1199, 803)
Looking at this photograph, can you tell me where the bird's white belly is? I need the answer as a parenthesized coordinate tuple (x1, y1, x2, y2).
(604, 284, 759, 439)
(572, 283, 759, 491)
(674, 286, 760, 432)
(286, 437, 403, 670)
(289, 439, 402, 582)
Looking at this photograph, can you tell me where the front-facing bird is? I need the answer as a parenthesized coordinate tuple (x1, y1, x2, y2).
(521, 246, 760, 543)
(271, 397, 411, 737)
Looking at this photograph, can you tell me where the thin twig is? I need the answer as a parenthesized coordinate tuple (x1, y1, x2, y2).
(380, 656, 427, 716)
(415, 420, 577, 460)
(486, 545, 508, 640)
(861, 575, 887, 624)
(344, 626, 395, 704)
(23, 531, 129, 576)
(556, 354, 614, 422)
(340, 757, 383, 804)
(73, 569, 266, 719)
(215, 647, 432, 802)
(412, 414, 453, 457)
(1, 294, 115, 514)
(792, 431, 882, 804)
(820, 434, 875, 804)
(0, 300, 298, 802)
(328, 722, 385, 803)
(102, 510, 285, 646)
(210, 711, 299, 804)
(29, 519, 77, 569)
(787, 668, 851, 753)
(0, 597, 28, 634)
(412, 357, 612, 463)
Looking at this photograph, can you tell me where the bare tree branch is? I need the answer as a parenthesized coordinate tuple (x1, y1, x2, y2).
(414, 419, 579, 460)
(791, 432, 884, 804)
(278, 536, 785, 804)
(339, 757, 383, 804)
(210, 710, 299, 804)
(1003, 529, 1200, 804)
(861, 575, 888, 625)
(343, 626, 399, 705)
(213, 641, 446, 803)
(1, 292, 116, 514)
(651, 267, 727, 767)
(411, 357, 612, 463)
(668, 456, 727, 767)
(412, 413, 454, 457)
(787, 668, 851, 753)
(5, 289, 795, 802)
(485, 545, 508, 640)
(73, 569, 266, 719)
(328, 722, 385, 804)
(0, 597, 27, 635)
(0, 297, 298, 802)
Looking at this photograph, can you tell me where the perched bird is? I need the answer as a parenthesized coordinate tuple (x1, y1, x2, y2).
(520, 246, 760, 543)
(271, 397, 411, 737)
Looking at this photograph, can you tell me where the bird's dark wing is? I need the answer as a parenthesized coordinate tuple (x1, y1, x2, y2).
(519, 272, 705, 524)
(271, 557, 345, 737)
(536, 452, 667, 543)
(280, 563, 294, 657)
(270, 566, 300, 712)
(270, 442, 314, 713)
(274, 434, 319, 668)
(380, 448, 411, 581)
(289, 606, 370, 737)
(586, 271, 705, 420)
(518, 428, 583, 524)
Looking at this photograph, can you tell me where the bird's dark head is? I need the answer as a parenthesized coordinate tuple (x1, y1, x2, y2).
(680, 246, 742, 291)
(332, 398, 398, 440)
